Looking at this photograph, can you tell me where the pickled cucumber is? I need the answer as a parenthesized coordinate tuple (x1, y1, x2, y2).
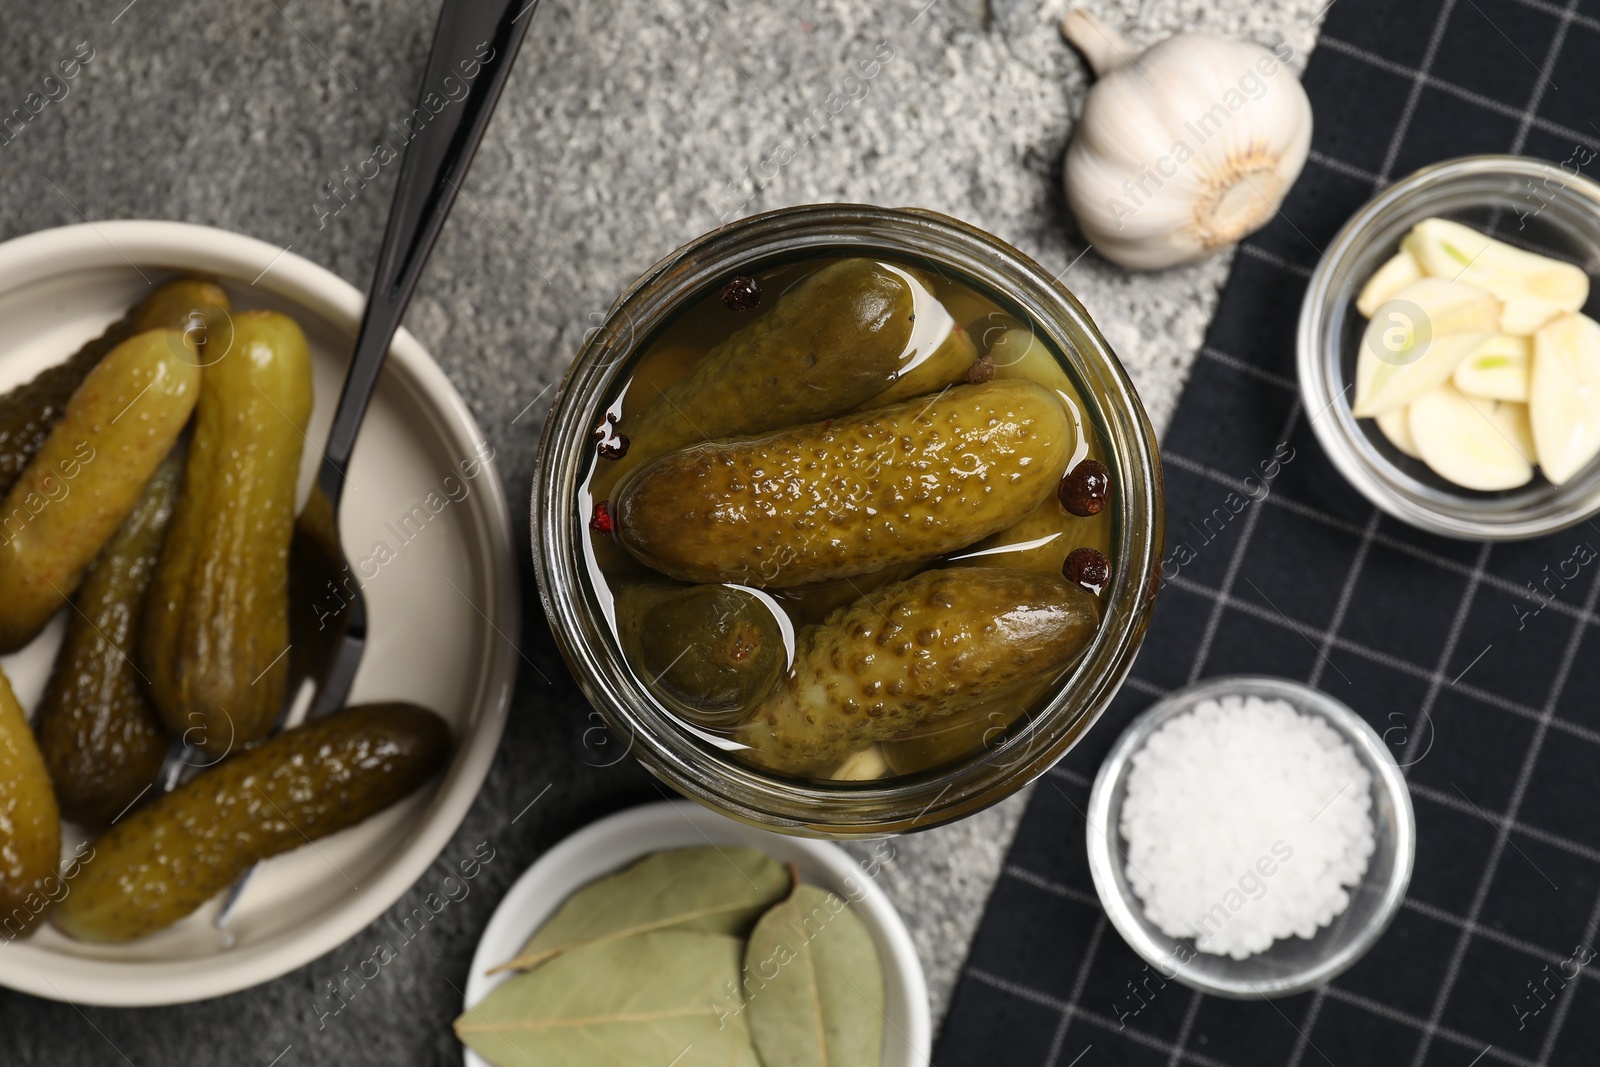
(597, 259, 927, 496)
(881, 672, 1057, 774)
(616, 380, 1071, 587)
(0, 330, 202, 652)
(957, 497, 1111, 576)
(143, 311, 313, 754)
(0, 665, 61, 939)
(774, 560, 926, 626)
(53, 702, 450, 943)
(616, 583, 787, 722)
(954, 327, 1110, 575)
(36, 457, 181, 826)
(0, 279, 229, 496)
(740, 567, 1098, 776)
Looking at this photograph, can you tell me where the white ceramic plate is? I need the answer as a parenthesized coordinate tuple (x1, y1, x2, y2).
(461, 800, 932, 1067)
(0, 221, 519, 1006)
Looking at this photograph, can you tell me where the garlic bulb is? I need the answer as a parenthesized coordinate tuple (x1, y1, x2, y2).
(1060, 9, 1312, 270)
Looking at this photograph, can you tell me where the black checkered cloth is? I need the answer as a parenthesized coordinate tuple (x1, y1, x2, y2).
(934, 1, 1600, 1065)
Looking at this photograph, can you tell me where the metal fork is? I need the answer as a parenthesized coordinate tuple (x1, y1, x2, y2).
(190, 0, 540, 931)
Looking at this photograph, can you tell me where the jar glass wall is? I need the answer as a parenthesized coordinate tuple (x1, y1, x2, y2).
(532, 205, 1164, 836)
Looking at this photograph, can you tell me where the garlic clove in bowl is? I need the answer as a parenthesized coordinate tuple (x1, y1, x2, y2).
(1374, 405, 1422, 459)
(1356, 250, 1422, 318)
(1352, 278, 1500, 417)
(1452, 334, 1531, 402)
(1404, 217, 1590, 311)
(1408, 384, 1535, 492)
(1530, 312, 1600, 485)
(1059, 8, 1313, 271)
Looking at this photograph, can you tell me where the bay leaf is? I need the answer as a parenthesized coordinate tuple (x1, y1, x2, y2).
(456, 930, 760, 1067)
(490, 846, 791, 974)
(744, 884, 886, 1067)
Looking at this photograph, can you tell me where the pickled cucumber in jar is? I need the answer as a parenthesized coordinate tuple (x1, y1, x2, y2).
(614, 582, 788, 724)
(592, 257, 977, 499)
(581, 256, 1120, 782)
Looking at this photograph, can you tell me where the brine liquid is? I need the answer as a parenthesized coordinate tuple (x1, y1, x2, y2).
(579, 254, 1115, 781)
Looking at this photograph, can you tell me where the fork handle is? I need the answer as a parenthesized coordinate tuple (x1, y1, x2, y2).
(315, 0, 538, 510)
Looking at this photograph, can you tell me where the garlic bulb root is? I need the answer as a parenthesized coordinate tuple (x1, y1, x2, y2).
(1059, 8, 1313, 271)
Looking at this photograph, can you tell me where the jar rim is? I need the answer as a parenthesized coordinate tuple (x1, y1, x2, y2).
(532, 204, 1165, 836)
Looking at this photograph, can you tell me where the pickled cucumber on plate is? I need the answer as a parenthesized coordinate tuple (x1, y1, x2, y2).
(143, 310, 313, 754)
(0, 329, 202, 652)
(615, 582, 787, 722)
(36, 457, 181, 826)
(740, 567, 1099, 776)
(616, 380, 1072, 587)
(53, 702, 451, 943)
(0, 665, 61, 937)
(598, 259, 973, 493)
(0, 278, 230, 497)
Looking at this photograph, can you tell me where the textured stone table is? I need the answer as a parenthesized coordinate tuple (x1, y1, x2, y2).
(0, 0, 1322, 1060)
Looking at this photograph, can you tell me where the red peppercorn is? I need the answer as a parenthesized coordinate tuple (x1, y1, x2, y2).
(1063, 547, 1110, 595)
(590, 501, 615, 535)
(720, 276, 761, 311)
(1058, 459, 1111, 516)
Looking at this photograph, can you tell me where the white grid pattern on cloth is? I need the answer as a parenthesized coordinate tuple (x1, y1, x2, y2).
(1162, 443, 1600, 642)
(966, 953, 1549, 1067)
(949, 2, 1600, 1058)
(1409, 563, 1600, 1064)
(1002, 854, 1600, 1019)
(1042, 915, 1105, 1067)
(1316, 35, 1600, 153)
(1374, 0, 1459, 183)
(966, 967, 1239, 1067)
(1026, 564, 1600, 1063)
(1507, 0, 1580, 155)
(1184, 398, 1305, 687)
(1265, 0, 1455, 999)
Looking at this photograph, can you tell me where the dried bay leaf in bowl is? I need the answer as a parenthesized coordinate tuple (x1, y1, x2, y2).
(744, 884, 886, 1067)
(456, 931, 759, 1067)
(489, 846, 791, 974)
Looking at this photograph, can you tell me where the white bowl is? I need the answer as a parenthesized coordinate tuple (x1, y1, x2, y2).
(461, 801, 932, 1067)
(0, 221, 519, 1006)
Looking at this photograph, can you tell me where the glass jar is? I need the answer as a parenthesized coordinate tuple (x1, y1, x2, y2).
(532, 204, 1164, 836)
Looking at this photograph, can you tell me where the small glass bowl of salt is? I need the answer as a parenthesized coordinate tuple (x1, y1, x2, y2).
(1086, 675, 1415, 999)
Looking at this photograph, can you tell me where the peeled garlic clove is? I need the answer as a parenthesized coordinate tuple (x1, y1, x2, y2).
(1356, 249, 1422, 318)
(1408, 384, 1535, 491)
(1495, 400, 1538, 460)
(1500, 293, 1564, 336)
(1058, 10, 1312, 270)
(1531, 312, 1600, 485)
(1404, 218, 1589, 310)
(1374, 405, 1421, 458)
(1352, 278, 1499, 417)
(1453, 334, 1531, 401)
(831, 745, 889, 781)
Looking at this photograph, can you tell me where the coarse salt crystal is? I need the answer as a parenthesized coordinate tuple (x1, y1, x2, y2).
(1119, 694, 1375, 959)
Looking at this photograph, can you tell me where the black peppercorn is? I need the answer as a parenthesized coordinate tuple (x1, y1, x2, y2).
(720, 276, 761, 311)
(1063, 547, 1110, 595)
(1058, 459, 1111, 516)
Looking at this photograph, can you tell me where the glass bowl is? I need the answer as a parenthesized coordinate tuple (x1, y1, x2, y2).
(1085, 675, 1415, 999)
(1298, 154, 1600, 540)
(531, 204, 1164, 837)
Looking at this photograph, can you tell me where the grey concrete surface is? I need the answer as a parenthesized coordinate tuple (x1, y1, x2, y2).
(0, 0, 1325, 1061)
